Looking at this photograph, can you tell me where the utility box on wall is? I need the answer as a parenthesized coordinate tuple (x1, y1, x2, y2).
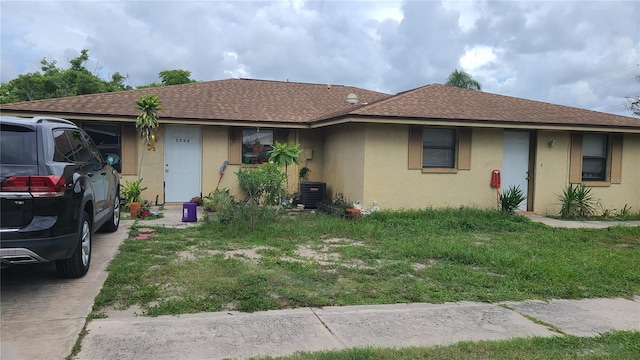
(299, 181, 326, 209)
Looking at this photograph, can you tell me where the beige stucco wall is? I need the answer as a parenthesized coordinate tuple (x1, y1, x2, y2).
(122, 123, 639, 214)
(322, 124, 365, 203)
(533, 131, 572, 215)
(587, 133, 640, 214)
(533, 132, 640, 215)
(120, 125, 166, 205)
(295, 129, 325, 191)
(358, 124, 503, 211)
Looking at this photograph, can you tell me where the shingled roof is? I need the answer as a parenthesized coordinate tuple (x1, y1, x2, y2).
(0, 78, 390, 124)
(344, 84, 639, 129)
(1, 78, 638, 130)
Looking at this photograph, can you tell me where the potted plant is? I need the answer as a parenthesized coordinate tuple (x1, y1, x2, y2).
(121, 178, 148, 218)
(203, 188, 233, 222)
(252, 138, 264, 153)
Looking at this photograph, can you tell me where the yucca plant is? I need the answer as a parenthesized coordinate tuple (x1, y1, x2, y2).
(499, 185, 526, 214)
(557, 183, 596, 218)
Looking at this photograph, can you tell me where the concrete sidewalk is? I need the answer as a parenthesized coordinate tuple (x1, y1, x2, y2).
(72, 208, 639, 359)
(78, 297, 640, 360)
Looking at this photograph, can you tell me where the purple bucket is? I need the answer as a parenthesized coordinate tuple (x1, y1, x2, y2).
(182, 202, 197, 222)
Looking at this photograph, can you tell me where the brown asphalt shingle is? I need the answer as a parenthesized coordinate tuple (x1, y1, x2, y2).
(346, 84, 639, 128)
(0, 78, 390, 123)
(1, 79, 638, 129)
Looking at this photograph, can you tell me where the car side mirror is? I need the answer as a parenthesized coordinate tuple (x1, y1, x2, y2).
(105, 154, 121, 165)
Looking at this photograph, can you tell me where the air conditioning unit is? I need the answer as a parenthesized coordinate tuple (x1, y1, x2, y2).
(299, 182, 326, 209)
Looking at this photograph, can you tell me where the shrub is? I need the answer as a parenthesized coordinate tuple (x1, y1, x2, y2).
(121, 178, 147, 204)
(499, 185, 526, 214)
(203, 188, 233, 212)
(557, 183, 596, 218)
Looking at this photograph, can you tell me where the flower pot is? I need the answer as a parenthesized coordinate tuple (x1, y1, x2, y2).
(129, 202, 141, 218)
(206, 211, 220, 222)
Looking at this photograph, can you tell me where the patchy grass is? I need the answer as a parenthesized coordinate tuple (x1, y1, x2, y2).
(251, 331, 640, 360)
(94, 208, 640, 316)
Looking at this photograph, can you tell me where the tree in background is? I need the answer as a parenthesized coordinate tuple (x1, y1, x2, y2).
(138, 70, 197, 88)
(0, 49, 198, 103)
(445, 69, 482, 91)
(0, 49, 132, 103)
(626, 75, 640, 117)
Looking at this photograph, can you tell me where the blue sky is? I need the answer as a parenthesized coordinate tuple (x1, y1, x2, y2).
(1, 0, 639, 116)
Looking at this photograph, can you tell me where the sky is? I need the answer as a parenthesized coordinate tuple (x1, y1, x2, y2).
(1, 0, 639, 116)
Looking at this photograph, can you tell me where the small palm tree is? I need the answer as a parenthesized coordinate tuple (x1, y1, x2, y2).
(445, 69, 482, 91)
(135, 94, 162, 147)
(268, 141, 302, 195)
(135, 94, 162, 177)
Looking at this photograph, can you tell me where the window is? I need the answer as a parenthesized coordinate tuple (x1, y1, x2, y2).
(83, 123, 122, 172)
(423, 128, 456, 168)
(582, 134, 607, 181)
(0, 124, 37, 165)
(569, 133, 623, 184)
(408, 127, 472, 171)
(241, 129, 273, 164)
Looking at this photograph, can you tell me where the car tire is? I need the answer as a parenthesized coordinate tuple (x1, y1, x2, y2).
(56, 211, 91, 278)
(100, 194, 120, 233)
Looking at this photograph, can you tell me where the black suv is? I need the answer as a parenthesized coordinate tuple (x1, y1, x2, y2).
(1, 116, 120, 278)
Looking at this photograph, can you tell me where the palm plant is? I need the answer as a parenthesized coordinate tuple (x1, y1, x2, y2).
(445, 69, 482, 91)
(557, 184, 596, 218)
(135, 94, 162, 176)
(499, 185, 526, 214)
(135, 94, 162, 144)
(268, 141, 302, 194)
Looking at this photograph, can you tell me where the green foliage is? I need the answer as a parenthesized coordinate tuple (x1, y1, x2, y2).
(121, 178, 148, 203)
(268, 141, 302, 193)
(0, 49, 131, 104)
(203, 188, 234, 212)
(236, 163, 286, 230)
(445, 68, 482, 91)
(299, 167, 311, 181)
(557, 184, 596, 218)
(159, 70, 196, 86)
(626, 75, 640, 117)
(499, 185, 526, 214)
(135, 94, 162, 144)
(236, 163, 286, 206)
(268, 141, 302, 167)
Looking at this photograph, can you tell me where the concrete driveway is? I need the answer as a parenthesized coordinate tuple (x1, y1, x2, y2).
(1, 221, 131, 360)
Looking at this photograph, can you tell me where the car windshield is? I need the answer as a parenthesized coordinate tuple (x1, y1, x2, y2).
(0, 125, 37, 165)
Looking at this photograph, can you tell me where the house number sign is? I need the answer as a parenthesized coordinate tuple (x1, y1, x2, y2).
(175, 138, 190, 143)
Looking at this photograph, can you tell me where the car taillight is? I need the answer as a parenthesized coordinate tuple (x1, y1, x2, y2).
(1, 176, 66, 197)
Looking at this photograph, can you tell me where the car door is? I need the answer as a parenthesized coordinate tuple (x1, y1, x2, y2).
(81, 131, 112, 224)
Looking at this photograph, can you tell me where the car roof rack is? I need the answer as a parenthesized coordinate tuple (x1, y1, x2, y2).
(33, 117, 76, 125)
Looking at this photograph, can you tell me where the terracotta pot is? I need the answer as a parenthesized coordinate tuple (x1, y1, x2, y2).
(129, 202, 141, 218)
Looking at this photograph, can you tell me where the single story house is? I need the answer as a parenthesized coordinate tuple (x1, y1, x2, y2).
(2, 78, 639, 215)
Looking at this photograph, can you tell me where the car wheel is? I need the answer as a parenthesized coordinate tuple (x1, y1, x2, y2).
(100, 194, 120, 233)
(56, 211, 91, 278)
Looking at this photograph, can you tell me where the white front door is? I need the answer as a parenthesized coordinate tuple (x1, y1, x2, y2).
(502, 131, 530, 211)
(164, 125, 202, 203)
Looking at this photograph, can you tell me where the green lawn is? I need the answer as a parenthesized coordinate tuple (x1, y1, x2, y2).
(252, 331, 640, 360)
(94, 208, 640, 316)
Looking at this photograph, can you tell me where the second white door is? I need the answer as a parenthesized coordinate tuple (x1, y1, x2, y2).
(502, 131, 530, 211)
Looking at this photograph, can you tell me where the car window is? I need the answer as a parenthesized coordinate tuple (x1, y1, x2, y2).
(0, 124, 37, 165)
(67, 130, 93, 163)
(82, 132, 104, 163)
(53, 130, 75, 162)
